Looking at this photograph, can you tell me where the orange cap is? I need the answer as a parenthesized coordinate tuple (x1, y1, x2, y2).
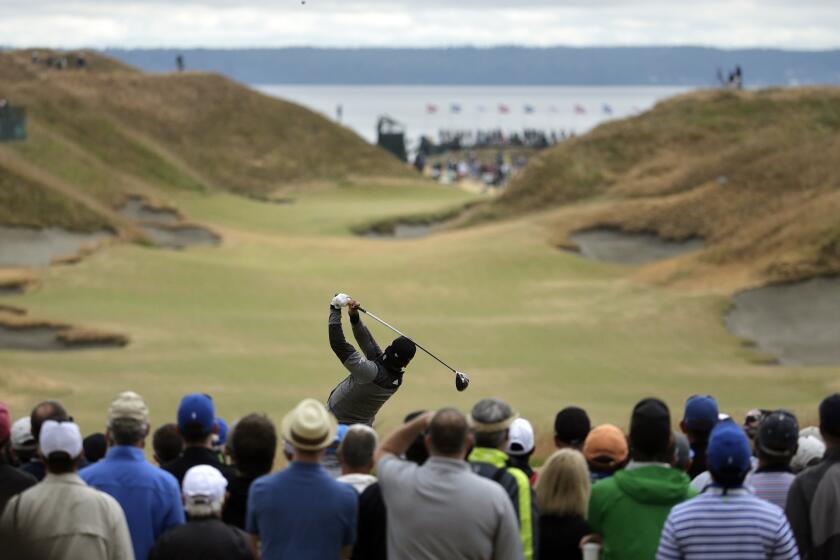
(583, 424, 628, 466)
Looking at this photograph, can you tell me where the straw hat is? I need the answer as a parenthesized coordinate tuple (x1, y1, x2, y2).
(281, 398, 338, 451)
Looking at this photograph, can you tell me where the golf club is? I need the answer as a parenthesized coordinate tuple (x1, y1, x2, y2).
(358, 307, 471, 392)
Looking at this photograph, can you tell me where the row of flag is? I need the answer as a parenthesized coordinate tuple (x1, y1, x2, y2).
(425, 103, 614, 115)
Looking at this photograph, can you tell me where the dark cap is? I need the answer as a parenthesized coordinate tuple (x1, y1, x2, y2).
(630, 398, 672, 456)
(820, 394, 840, 438)
(683, 395, 719, 433)
(384, 336, 416, 369)
(83, 432, 108, 463)
(758, 410, 799, 457)
(554, 406, 591, 446)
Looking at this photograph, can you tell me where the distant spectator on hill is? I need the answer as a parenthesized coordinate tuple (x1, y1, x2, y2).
(680, 395, 719, 479)
(376, 408, 524, 560)
(81, 391, 184, 560)
(672, 432, 693, 473)
(150, 465, 254, 560)
(163, 394, 235, 487)
(1, 420, 133, 560)
(583, 424, 628, 481)
(536, 449, 591, 560)
(247, 399, 357, 560)
(222, 413, 277, 530)
(554, 406, 591, 450)
(746, 410, 799, 509)
(337, 424, 378, 493)
(0, 403, 36, 515)
(468, 398, 538, 560)
(153, 423, 183, 467)
(791, 430, 825, 473)
(786, 394, 840, 559)
(83, 433, 107, 464)
(22, 400, 69, 481)
(352, 411, 427, 560)
(657, 421, 798, 560)
(507, 417, 537, 484)
(587, 398, 696, 560)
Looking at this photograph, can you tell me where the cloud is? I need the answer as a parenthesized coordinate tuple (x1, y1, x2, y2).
(2, 1, 839, 49)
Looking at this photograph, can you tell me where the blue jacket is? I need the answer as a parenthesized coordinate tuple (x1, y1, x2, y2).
(81, 446, 185, 560)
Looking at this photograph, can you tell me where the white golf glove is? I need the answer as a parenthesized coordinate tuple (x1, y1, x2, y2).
(331, 293, 352, 309)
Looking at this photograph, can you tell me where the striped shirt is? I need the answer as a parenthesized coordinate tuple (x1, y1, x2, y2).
(656, 487, 799, 560)
(746, 470, 796, 510)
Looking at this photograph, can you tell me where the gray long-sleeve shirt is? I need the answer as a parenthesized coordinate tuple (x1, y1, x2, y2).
(327, 307, 403, 425)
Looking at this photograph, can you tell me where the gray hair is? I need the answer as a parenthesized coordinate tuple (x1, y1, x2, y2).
(471, 398, 513, 449)
(338, 425, 379, 470)
(109, 417, 147, 446)
(184, 495, 224, 518)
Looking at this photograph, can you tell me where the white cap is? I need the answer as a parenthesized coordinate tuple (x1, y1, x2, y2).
(183, 465, 228, 503)
(791, 435, 826, 472)
(108, 391, 149, 425)
(39, 420, 83, 459)
(507, 417, 535, 456)
(11, 417, 35, 450)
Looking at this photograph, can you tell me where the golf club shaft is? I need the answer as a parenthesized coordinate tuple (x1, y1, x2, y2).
(358, 308, 457, 373)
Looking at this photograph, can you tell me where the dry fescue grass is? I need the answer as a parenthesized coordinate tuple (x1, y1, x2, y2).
(0, 49, 413, 232)
(470, 87, 840, 290)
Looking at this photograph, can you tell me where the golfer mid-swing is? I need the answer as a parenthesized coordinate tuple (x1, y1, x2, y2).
(327, 293, 416, 425)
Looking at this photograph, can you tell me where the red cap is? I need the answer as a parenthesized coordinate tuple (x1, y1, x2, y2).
(0, 402, 11, 443)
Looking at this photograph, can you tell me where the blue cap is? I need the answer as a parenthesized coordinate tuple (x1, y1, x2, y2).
(707, 420, 751, 477)
(683, 395, 719, 432)
(177, 394, 215, 434)
(335, 424, 349, 445)
(214, 418, 229, 446)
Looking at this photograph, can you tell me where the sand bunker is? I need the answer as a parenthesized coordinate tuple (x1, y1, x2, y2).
(118, 196, 221, 249)
(0, 324, 128, 351)
(569, 229, 704, 265)
(0, 226, 112, 268)
(362, 223, 434, 239)
(725, 277, 840, 366)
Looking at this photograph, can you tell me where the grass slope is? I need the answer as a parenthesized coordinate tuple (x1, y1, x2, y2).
(1, 182, 836, 464)
(471, 88, 840, 291)
(0, 50, 411, 232)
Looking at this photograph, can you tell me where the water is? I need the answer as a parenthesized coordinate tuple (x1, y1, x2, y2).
(569, 229, 704, 266)
(255, 85, 691, 147)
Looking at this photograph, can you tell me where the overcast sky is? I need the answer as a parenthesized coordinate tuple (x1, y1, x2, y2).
(3, 1, 839, 50)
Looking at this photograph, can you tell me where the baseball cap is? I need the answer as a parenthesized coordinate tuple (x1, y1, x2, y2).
(819, 394, 840, 437)
(213, 418, 229, 447)
(39, 420, 83, 459)
(583, 424, 628, 467)
(11, 416, 35, 451)
(507, 418, 535, 456)
(791, 434, 825, 472)
(554, 406, 591, 446)
(384, 337, 416, 369)
(0, 402, 10, 443)
(758, 410, 799, 457)
(108, 391, 149, 425)
(183, 465, 228, 504)
(707, 420, 752, 480)
(177, 394, 215, 433)
(630, 398, 672, 456)
(683, 395, 719, 432)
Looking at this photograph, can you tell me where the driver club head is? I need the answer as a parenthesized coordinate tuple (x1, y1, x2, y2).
(455, 371, 470, 392)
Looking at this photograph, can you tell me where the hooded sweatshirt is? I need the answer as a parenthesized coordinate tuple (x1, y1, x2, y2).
(588, 464, 696, 560)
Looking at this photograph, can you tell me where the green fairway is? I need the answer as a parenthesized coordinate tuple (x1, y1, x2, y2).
(2, 179, 836, 460)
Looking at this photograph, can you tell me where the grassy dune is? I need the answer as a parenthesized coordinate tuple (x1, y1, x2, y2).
(2, 182, 837, 462)
(469, 88, 840, 291)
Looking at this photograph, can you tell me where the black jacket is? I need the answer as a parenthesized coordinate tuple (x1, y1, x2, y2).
(150, 518, 254, 560)
(352, 482, 388, 560)
(786, 448, 840, 560)
(162, 447, 236, 487)
(0, 465, 36, 515)
(222, 474, 258, 530)
(538, 514, 590, 560)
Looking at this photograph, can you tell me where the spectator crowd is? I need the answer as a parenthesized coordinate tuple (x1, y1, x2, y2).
(1, 389, 838, 559)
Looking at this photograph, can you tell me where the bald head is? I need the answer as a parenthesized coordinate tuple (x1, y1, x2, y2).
(31, 400, 69, 443)
(427, 408, 470, 458)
